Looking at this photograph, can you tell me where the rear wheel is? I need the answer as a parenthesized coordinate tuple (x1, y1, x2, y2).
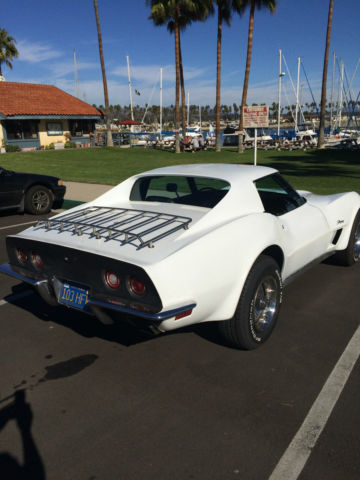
(24, 185, 53, 215)
(218, 256, 282, 350)
(334, 210, 360, 266)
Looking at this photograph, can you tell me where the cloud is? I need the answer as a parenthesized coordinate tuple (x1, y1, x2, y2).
(111, 63, 207, 85)
(48, 60, 100, 78)
(17, 39, 63, 63)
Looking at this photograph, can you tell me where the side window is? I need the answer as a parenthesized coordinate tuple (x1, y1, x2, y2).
(255, 173, 305, 216)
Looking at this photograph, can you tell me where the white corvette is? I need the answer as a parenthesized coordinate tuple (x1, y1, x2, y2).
(1, 164, 360, 349)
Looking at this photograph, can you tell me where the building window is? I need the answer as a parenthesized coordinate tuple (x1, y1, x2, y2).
(4, 120, 39, 140)
(69, 119, 94, 137)
(47, 122, 63, 136)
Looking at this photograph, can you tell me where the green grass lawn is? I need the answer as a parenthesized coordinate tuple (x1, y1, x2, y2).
(1, 146, 360, 195)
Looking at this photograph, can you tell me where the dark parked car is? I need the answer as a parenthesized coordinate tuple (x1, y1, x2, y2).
(0, 166, 66, 215)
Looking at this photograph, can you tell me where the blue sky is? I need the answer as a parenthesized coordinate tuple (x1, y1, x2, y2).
(3, 0, 360, 109)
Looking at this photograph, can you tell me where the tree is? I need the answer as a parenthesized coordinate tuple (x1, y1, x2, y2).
(148, 1, 212, 152)
(211, 1, 243, 152)
(318, 0, 334, 149)
(93, 0, 113, 146)
(233, 102, 239, 120)
(237, 0, 276, 153)
(0, 28, 18, 77)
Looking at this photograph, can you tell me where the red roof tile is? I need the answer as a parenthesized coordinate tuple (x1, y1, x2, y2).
(0, 82, 101, 117)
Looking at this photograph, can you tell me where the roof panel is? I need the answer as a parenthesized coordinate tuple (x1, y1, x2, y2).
(0, 82, 101, 117)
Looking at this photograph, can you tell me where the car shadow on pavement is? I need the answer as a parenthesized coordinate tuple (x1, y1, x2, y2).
(0, 390, 46, 479)
(5, 284, 225, 348)
(6, 285, 160, 347)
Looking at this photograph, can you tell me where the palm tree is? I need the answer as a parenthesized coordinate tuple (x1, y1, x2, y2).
(148, 1, 211, 152)
(238, 0, 276, 153)
(212, 1, 243, 152)
(0, 29, 18, 77)
(148, 1, 181, 152)
(318, 0, 334, 149)
(93, 0, 113, 146)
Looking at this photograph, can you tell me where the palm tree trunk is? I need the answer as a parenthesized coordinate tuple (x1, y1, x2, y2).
(215, 6, 222, 152)
(318, 0, 334, 149)
(174, 14, 181, 154)
(93, 0, 113, 147)
(179, 41, 187, 151)
(238, 0, 255, 154)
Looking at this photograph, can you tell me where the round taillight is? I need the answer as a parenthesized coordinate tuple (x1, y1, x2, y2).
(127, 276, 146, 297)
(16, 249, 28, 264)
(104, 271, 121, 289)
(31, 252, 44, 269)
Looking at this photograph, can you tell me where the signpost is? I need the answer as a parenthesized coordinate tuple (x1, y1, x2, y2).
(242, 105, 269, 165)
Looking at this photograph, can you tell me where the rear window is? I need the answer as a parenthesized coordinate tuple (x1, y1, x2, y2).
(130, 175, 230, 208)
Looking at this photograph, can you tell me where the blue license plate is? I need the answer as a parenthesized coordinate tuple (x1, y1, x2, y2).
(58, 283, 89, 310)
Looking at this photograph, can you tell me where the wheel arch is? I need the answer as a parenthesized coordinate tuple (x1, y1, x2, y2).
(260, 245, 284, 272)
(336, 207, 360, 252)
(24, 181, 55, 198)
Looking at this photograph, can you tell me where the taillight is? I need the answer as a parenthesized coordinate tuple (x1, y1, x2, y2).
(127, 276, 147, 297)
(175, 309, 193, 320)
(104, 270, 121, 289)
(16, 249, 28, 264)
(31, 252, 44, 269)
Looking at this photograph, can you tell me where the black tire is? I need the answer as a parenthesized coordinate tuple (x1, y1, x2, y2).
(218, 255, 282, 350)
(334, 210, 360, 266)
(24, 185, 53, 215)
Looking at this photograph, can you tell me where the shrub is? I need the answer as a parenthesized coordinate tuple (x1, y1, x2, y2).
(5, 144, 21, 152)
(65, 141, 77, 148)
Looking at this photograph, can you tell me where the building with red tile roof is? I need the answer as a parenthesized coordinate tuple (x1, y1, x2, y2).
(0, 82, 102, 151)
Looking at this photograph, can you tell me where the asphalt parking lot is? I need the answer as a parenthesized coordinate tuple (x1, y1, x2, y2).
(0, 211, 359, 480)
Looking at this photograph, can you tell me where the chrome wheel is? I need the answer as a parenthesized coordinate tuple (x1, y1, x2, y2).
(353, 222, 360, 261)
(251, 275, 278, 335)
(32, 189, 51, 212)
(218, 256, 282, 350)
(25, 185, 53, 214)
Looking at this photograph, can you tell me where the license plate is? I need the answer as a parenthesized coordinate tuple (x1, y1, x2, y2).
(58, 283, 89, 310)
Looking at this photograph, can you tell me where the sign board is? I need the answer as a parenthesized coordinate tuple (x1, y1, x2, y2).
(242, 106, 269, 128)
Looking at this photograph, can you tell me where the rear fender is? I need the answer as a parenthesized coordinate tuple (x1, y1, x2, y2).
(148, 213, 284, 324)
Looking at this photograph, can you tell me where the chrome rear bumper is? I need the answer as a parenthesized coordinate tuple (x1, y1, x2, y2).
(0, 263, 195, 323)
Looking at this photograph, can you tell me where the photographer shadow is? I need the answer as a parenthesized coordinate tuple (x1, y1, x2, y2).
(0, 390, 46, 480)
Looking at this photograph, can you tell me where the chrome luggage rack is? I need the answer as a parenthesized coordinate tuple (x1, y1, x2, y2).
(36, 206, 192, 249)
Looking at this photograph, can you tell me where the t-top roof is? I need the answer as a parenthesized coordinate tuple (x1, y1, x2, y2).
(0, 82, 102, 117)
(137, 163, 277, 184)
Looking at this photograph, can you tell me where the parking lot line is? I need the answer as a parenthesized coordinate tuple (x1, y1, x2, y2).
(0, 220, 37, 231)
(268, 323, 360, 480)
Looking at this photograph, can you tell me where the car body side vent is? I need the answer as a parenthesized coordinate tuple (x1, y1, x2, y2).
(332, 229, 342, 245)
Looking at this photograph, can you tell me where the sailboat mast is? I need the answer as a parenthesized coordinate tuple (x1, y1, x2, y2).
(74, 49, 79, 98)
(338, 59, 344, 129)
(330, 52, 335, 134)
(187, 92, 190, 127)
(126, 55, 134, 121)
(160, 68, 163, 139)
(277, 49, 284, 137)
(295, 57, 301, 132)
